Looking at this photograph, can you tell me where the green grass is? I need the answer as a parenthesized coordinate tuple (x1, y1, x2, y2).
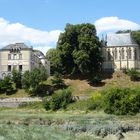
(0, 109, 140, 140)
(0, 89, 29, 98)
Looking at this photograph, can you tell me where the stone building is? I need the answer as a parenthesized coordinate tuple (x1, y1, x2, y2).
(0, 43, 50, 78)
(102, 33, 140, 71)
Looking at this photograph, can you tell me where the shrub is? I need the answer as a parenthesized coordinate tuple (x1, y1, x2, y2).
(90, 74, 102, 85)
(12, 69, 22, 89)
(31, 84, 54, 97)
(127, 68, 139, 81)
(88, 91, 103, 110)
(51, 73, 65, 89)
(67, 91, 103, 111)
(0, 76, 14, 94)
(103, 88, 140, 115)
(22, 67, 48, 91)
(44, 89, 73, 111)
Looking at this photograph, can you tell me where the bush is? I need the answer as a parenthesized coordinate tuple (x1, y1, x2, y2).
(89, 74, 102, 85)
(0, 76, 14, 94)
(51, 73, 65, 89)
(44, 89, 73, 111)
(12, 69, 22, 89)
(127, 68, 139, 81)
(22, 67, 48, 92)
(67, 91, 103, 111)
(88, 91, 103, 110)
(31, 84, 54, 97)
(103, 88, 140, 115)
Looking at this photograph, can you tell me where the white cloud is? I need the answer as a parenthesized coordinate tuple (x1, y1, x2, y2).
(0, 17, 62, 54)
(95, 17, 140, 34)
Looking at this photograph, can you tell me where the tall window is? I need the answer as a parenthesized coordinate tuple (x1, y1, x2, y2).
(19, 65, 22, 72)
(128, 48, 132, 59)
(19, 54, 22, 60)
(114, 48, 117, 60)
(8, 54, 11, 60)
(134, 48, 137, 60)
(13, 54, 17, 60)
(121, 48, 125, 59)
(108, 49, 111, 61)
(8, 65, 11, 71)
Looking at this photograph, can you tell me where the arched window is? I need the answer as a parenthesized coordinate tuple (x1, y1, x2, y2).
(128, 48, 131, 59)
(121, 48, 125, 59)
(108, 49, 111, 61)
(114, 48, 117, 60)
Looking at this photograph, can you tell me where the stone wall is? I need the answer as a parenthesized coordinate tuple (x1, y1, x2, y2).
(0, 97, 42, 108)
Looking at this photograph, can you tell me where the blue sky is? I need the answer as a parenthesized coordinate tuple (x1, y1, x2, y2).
(0, 0, 140, 53)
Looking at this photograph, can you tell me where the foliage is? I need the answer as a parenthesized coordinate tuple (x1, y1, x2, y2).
(116, 30, 131, 34)
(89, 91, 103, 110)
(132, 30, 140, 46)
(127, 68, 139, 81)
(44, 89, 73, 110)
(31, 84, 54, 97)
(89, 74, 102, 85)
(103, 88, 140, 115)
(68, 91, 103, 111)
(46, 23, 102, 76)
(21, 70, 30, 90)
(51, 73, 65, 89)
(12, 69, 22, 89)
(46, 48, 61, 74)
(22, 67, 48, 93)
(0, 76, 14, 94)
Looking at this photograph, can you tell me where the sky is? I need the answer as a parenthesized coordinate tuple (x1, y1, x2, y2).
(0, 0, 140, 53)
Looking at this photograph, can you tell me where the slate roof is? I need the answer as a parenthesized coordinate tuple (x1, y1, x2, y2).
(106, 33, 137, 47)
(0, 43, 32, 50)
(34, 50, 45, 58)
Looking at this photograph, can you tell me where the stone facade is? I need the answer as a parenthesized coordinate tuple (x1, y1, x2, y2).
(102, 33, 140, 71)
(0, 43, 50, 78)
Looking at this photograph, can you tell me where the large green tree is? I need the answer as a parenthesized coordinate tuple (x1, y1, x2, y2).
(46, 48, 61, 74)
(55, 23, 102, 76)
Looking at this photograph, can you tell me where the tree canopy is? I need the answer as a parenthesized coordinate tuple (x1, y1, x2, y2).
(132, 30, 140, 46)
(46, 23, 102, 76)
(46, 48, 61, 74)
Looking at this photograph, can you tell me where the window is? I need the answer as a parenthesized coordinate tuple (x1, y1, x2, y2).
(19, 65, 22, 72)
(121, 48, 125, 59)
(13, 54, 17, 60)
(8, 65, 11, 71)
(134, 48, 137, 60)
(108, 49, 111, 61)
(8, 54, 11, 60)
(128, 48, 132, 59)
(19, 54, 22, 60)
(114, 48, 117, 60)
